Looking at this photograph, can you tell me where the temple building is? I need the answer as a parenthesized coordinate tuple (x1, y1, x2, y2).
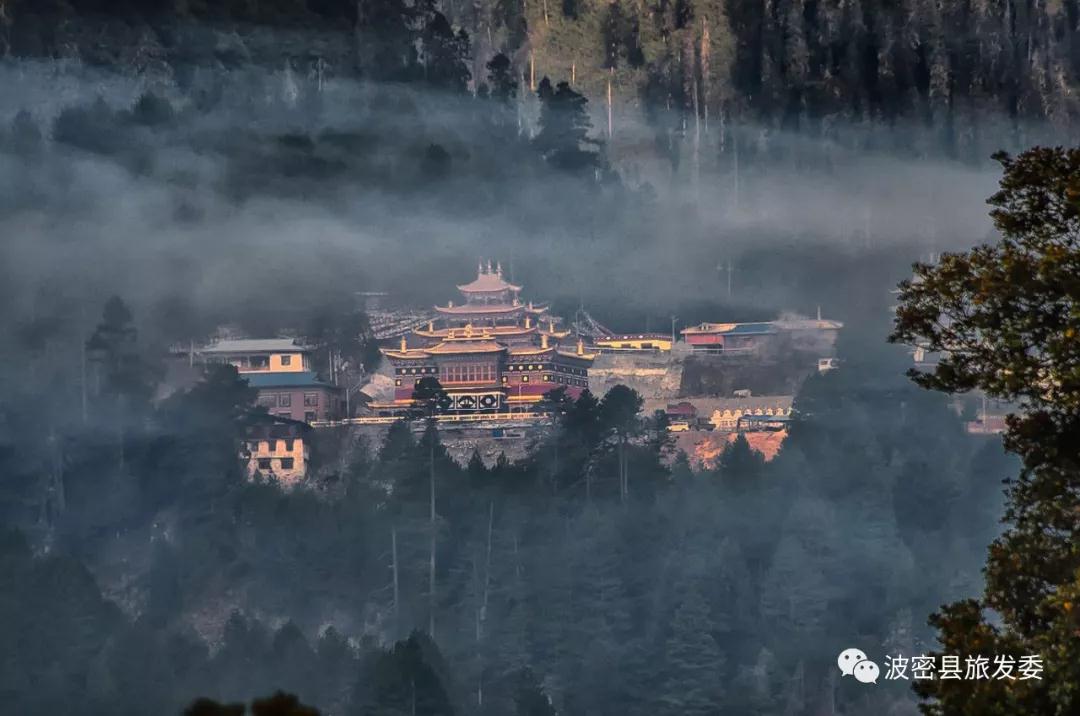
(594, 333, 674, 352)
(199, 338, 312, 373)
(681, 315, 843, 355)
(197, 338, 343, 423)
(377, 262, 595, 413)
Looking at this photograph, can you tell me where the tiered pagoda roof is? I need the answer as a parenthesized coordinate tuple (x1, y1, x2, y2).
(381, 261, 594, 364)
(434, 302, 524, 317)
(456, 269, 522, 294)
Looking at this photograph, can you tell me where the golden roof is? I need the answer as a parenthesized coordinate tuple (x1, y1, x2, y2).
(381, 348, 430, 360)
(508, 346, 556, 357)
(557, 349, 598, 361)
(457, 268, 522, 294)
(416, 324, 537, 338)
(435, 303, 523, 315)
(424, 339, 506, 355)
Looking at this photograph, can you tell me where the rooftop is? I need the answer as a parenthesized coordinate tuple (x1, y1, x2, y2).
(457, 264, 522, 294)
(417, 324, 537, 338)
(643, 395, 795, 416)
(681, 322, 777, 336)
(425, 339, 506, 355)
(203, 338, 307, 354)
(681, 316, 844, 336)
(507, 346, 556, 357)
(435, 303, 525, 315)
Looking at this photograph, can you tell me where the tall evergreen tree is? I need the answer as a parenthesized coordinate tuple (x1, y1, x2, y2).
(891, 147, 1080, 714)
(533, 78, 603, 174)
(656, 584, 724, 716)
(422, 13, 472, 91)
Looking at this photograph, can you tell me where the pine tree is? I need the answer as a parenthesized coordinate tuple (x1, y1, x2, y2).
(486, 53, 518, 103)
(533, 78, 603, 174)
(422, 13, 472, 91)
(892, 147, 1080, 714)
(656, 584, 724, 716)
(512, 668, 555, 716)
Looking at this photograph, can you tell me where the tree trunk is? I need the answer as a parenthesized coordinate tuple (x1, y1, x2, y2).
(701, 17, 711, 133)
(392, 524, 400, 638)
(618, 436, 627, 503)
(429, 434, 437, 638)
(607, 68, 614, 139)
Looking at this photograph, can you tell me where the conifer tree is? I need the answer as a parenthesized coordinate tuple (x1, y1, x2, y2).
(422, 13, 472, 91)
(656, 584, 724, 716)
(533, 78, 602, 173)
(891, 147, 1080, 714)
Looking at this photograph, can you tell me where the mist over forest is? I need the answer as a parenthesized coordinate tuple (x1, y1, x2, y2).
(0, 1, 1072, 715)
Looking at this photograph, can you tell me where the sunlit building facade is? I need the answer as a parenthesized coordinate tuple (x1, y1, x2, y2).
(198, 338, 342, 423)
(377, 262, 595, 413)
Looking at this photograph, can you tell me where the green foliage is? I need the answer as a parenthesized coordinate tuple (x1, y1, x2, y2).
(86, 295, 158, 406)
(893, 148, 1080, 410)
(656, 585, 723, 716)
(485, 53, 517, 103)
(511, 668, 555, 716)
(356, 632, 457, 716)
(422, 13, 471, 91)
(892, 146, 1080, 714)
(533, 78, 603, 174)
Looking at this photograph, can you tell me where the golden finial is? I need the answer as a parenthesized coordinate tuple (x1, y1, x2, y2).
(400, 335, 407, 352)
(542, 333, 549, 349)
(577, 338, 584, 356)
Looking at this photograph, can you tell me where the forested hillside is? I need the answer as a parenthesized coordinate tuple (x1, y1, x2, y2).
(0, 0, 1068, 713)
(0, 295, 1014, 714)
(3, 0, 1078, 161)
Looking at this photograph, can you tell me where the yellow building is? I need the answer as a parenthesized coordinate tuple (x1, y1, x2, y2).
(243, 415, 312, 487)
(709, 405, 793, 431)
(200, 338, 311, 374)
(593, 333, 673, 352)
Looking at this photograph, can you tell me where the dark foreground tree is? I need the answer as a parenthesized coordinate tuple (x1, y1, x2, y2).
(891, 146, 1080, 715)
(185, 691, 318, 715)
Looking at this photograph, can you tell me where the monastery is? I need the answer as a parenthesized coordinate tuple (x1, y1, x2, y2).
(375, 262, 595, 414)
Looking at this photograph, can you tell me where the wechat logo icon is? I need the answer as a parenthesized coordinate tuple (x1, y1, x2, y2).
(838, 648, 880, 684)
